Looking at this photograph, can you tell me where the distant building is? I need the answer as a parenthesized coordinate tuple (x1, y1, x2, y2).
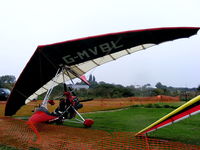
(68, 84, 89, 90)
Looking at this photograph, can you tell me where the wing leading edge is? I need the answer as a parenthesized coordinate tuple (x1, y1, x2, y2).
(135, 95, 200, 136)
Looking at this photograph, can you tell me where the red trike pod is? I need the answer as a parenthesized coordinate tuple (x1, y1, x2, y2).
(83, 119, 94, 127)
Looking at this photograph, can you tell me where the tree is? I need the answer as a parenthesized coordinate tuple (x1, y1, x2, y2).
(92, 76, 96, 82)
(197, 85, 200, 92)
(142, 83, 151, 89)
(151, 88, 164, 96)
(196, 85, 200, 96)
(0, 75, 16, 89)
(155, 82, 167, 89)
(88, 74, 96, 83)
(154, 82, 171, 95)
(88, 74, 93, 82)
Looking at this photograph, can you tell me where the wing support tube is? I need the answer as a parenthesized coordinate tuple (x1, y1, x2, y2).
(41, 68, 61, 109)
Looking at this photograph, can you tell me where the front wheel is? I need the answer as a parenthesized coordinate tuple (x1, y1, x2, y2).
(83, 119, 94, 128)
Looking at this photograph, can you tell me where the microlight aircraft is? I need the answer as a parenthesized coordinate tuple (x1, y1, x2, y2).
(5, 27, 200, 127)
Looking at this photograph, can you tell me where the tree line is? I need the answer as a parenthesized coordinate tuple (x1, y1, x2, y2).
(1, 75, 200, 101)
(75, 75, 200, 101)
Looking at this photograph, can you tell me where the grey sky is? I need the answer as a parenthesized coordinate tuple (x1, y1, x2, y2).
(0, 0, 200, 88)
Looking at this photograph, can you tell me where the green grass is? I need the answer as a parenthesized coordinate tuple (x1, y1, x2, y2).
(64, 106, 200, 145)
(0, 145, 39, 150)
(151, 114, 200, 145)
(65, 107, 173, 132)
(0, 145, 18, 150)
(132, 101, 185, 109)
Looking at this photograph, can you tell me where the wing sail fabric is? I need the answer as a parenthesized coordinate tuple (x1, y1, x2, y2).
(5, 27, 200, 116)
(136, 95, 200, 136)
(25, 43, 155, 104)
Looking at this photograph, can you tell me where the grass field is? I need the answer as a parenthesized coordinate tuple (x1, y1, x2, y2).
(64, 104, 200, 145)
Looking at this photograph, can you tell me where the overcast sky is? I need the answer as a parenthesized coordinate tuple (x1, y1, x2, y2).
(0, 0, 200, 88)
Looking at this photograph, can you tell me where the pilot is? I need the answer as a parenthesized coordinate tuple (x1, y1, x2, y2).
(53, 98, 66, 116)
(53, 91, 83, 118)
(63, 91, 83, 119)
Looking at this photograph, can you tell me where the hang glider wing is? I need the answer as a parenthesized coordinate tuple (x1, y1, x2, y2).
(136, 95, 200, 136)
(5, 27, 200, 116)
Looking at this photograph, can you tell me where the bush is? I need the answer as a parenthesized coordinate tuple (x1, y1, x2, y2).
(163, 104, 170, 108)
(144, 104, 153, 108)
(154, 104, 162, 108)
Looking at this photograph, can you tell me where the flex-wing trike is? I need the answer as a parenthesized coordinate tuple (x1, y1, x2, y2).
(28, 66, 94, 128)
